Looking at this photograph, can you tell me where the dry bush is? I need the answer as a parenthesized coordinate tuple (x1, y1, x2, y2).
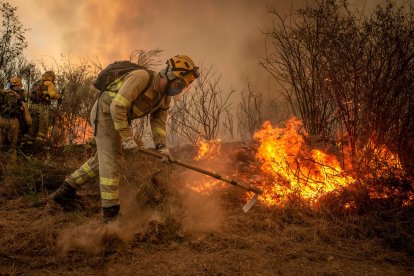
(129, 49, 163, 70)
(169, 66, 234, 145)
(317, 180, 414, 254)
(1, 143, 95, 200)
(237, 82, 263, 140)
(260, 1, 338, 138)
(222, 109, 235, 140)
(0, 2, 28, 80)
(48, 56, 99, 146)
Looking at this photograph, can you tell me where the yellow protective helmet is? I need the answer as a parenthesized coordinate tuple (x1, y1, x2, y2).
(167, 55, 200, 86)
(43, 70, 56, 81)
(10, 76, 23, 88)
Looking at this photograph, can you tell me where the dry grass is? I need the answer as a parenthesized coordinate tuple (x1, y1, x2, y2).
(0, 143, 413, 274)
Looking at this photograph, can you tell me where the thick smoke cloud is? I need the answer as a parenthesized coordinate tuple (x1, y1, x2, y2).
(8, 0, 392, 92)
(9, 0, 278, 91)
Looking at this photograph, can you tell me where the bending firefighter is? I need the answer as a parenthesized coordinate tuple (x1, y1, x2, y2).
(51, 55, 200, 221)
(24, 71, 60, 146)
(0, 77, 32, 164)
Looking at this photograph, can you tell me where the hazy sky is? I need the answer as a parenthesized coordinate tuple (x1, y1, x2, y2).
(6, 0, 409, 92)
(8, 0, 277, 91)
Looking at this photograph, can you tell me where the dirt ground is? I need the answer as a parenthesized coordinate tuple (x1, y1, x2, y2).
(0, 144, 413, 275)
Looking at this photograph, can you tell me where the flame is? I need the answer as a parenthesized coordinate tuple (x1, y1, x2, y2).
(60, 114, 94, 144)
(189, 138, 224, 195)
(184, 117, 412, 209)
(194, 138, 222, 160)
(253, 117, 353, 206)
(366, 143, 404, 178)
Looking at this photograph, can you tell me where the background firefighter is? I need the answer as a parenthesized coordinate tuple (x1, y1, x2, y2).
(9, 76, 31, 144)
(51, 55, 200, 221)
(24, 71, 60, 146)
(9, 76, 28, 101)
(0, 77, 32, 164)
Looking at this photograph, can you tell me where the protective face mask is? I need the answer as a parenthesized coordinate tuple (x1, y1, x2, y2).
(172, 85, 191, 101)
(166, 78, 187, 97)
(167, 86, 183, 96)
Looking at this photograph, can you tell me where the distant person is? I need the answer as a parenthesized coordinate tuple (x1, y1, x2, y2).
(25, 71, 60, 146)
(9, 77, 31, 142)
(51, 55, 199, 221)
(0, 79, 32, 164)
(9, 76, 28, 101)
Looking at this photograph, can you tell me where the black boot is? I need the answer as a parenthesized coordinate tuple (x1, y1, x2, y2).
(50, 182, 77, 209)
(103, 205, 120, 222)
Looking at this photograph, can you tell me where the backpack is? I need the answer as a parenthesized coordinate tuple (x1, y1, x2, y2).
(29, 79, 49, 104)
(93, 60, 150, 92)
(0, 90, 22, 118)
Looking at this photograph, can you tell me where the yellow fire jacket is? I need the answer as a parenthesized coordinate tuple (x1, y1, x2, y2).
(41, 74, 60, 100)
(107, 69, 171, 146)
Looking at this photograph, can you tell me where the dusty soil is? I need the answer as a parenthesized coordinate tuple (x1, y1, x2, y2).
(0, 144, 413, 275)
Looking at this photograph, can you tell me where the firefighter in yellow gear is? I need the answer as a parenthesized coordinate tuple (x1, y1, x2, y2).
(9, 76, 28, 101)
(9, 76, 31, 143)
(51, 55, 200, 221)
(25, 71, 60, 146)
(0, 77, 32, 164)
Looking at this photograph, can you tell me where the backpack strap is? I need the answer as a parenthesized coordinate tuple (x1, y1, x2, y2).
(127, 69, 154, 126)
(94, 69, 155, 136)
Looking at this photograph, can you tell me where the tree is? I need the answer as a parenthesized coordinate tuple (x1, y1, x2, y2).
(261, 0, 414, 175)
(260, 0, 338, 138)
(0, 2, 28, 81)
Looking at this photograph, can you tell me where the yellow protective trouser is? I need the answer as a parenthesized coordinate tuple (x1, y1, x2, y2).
(65, 93, 123, 208)
(26, 104, 49, 146)
(0, 116, 19, 164)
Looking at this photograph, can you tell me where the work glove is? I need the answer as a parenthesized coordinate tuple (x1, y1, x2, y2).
(156, 143, 173, 163)
(122, 137, 138, 152)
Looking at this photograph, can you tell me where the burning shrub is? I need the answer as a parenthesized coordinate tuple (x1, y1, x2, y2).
(233, 117, 414, 212)
(261, 0, 414, 183)
(252, 118, 352, 206)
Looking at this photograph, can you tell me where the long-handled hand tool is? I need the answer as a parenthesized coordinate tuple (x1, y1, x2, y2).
(137, 147, 263, 212)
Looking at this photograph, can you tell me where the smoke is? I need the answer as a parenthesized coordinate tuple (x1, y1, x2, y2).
(9, 0, 275, 92)
(8, 0, 405, 93)
(172, 142, 250, 233)
(175, 171, 225, 233)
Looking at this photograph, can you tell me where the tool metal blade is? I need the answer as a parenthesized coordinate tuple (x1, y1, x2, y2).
(242, 194, 259, 213)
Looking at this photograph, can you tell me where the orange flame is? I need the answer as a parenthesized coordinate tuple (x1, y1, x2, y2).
(253, 118, 353, 206)
(60, 115, 94, 144)
(366, 143, 404, 178)
(194, 138, 222, 160)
